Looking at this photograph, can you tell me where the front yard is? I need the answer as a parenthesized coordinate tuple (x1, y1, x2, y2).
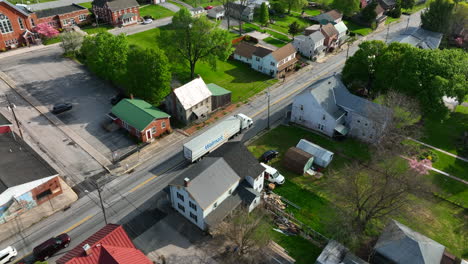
(181, 0, 222, 7)
(343, 20, 373, 36)
(127, 27, 277, 102)
(139, 4, 175, 19)
(248, 125, 468, 257)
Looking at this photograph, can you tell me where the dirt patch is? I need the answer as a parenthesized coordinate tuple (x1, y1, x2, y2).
(184, 104, 240, 135)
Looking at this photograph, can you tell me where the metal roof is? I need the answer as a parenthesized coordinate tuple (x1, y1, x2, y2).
(207, 83, 231, 96)
(296, 139, 334, 163)
(174, 77, 212, 110)
(111, 99, 170, 131)
(35, 4, 86, 18)
(0, 0, 32, 16)
(0, 113, 11, 127)
(390, 27, 443, 50)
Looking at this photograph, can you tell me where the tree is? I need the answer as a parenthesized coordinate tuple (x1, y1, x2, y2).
(60, 31, 83, 56)
(80, 32, 129, 82)
(271, 2, 285, 15)
(125, 47, 172, 105)
(421, 0, 454, 33)
(222, 0, 234, 29)
(332, 0, 360, 17)
(284, 0, 307, 14)
(35, 23, 59, 38)
(328, 159, 428, 233)
(451, 2, 468, 36)
(288, 21, 301, 36)
(401, 0, 415, 9)
(390, 0, 402, 18)
(163, 9, 233, 79)
(361, 0, 377, 23)
(259, 2, 270, 26)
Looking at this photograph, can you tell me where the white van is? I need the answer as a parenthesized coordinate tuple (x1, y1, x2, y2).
(0, 246, 17, 264)
(260, 163, 285, 185)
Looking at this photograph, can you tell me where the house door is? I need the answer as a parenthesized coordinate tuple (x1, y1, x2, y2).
(146, 129, 152, 140)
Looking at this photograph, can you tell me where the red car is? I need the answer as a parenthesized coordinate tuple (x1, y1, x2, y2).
(204, 5, 213, 10)
(33, 234, 71, 261)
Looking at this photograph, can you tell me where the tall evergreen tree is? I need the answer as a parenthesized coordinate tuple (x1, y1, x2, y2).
(421, 0, 454, 33)
(259, 2, 270, 26)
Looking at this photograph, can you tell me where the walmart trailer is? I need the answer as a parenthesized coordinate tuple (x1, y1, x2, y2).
(183, 114, 253, 162)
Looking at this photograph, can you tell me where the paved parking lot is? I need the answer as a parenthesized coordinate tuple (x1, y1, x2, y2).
(0, 47, 135, 160)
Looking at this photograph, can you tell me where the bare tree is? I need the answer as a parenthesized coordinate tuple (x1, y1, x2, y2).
(222, 0, 234, 30)
(234, 0, 248, 35)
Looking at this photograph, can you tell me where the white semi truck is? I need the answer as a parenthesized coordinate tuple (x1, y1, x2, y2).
(183, 114, 253, 162)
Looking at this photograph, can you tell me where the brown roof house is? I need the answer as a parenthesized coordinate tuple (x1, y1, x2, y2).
(233, 42, 298, 78)
(282, 147, 315, 175)
(320, 23, 339, 51)
(309, 9, 342, 24)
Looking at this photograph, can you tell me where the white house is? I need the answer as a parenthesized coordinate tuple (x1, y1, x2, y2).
(165, 76, 212, 124)
(246, 0, 269, 8)
(190, 6, 206, 17)
(207, 6, 225, 20)
(293, 31, 326, 60)
(333, 21, 348, 45)
(226, 2, 254, 21)
(233, 42, 297, 78)
(291, 75, 391, 142)
(168, 142, 264, 230)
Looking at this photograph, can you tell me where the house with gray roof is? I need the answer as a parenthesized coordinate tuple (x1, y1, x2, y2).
(226, 2, 254, 21)
(309, 9, 342, 24)
(190, 6, 206, 17)
(293, 31, 326, 59)
(168, 142, 264, 230)
(291, 75, 391, 142)
(390, 27, 443, 50)
(373, 220, 451, 264)
(316, 240, 368, 264)
(92, 0, 140, 27)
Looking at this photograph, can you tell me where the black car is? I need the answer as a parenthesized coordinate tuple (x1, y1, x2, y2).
(110, 93, 126, 105)
(260, 150, 279, 163)
(33, 233, 71, 261)
(51, 103, 72, 115)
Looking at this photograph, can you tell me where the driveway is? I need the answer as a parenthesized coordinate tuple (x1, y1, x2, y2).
(0, 47, 135, 161)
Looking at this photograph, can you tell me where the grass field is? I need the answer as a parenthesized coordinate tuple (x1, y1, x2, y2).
(81, 24, 113, 34)
(343, 20, 373, 36)
(248, 125, 468, 257)
(181, 0, 221, 7)
(127, 27, 277, 102)
(270, 228, 323, 264)
(42, 36, 61, 45)
(402, 3, 427, 14)
(79, 1, 92, 9)
(263, 37, 287, 47)
(139, 4, 175, 19)
(268, 13, 311, 35)
(385, 16, 400, 24)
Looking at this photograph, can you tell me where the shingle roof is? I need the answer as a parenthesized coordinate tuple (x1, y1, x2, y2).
(174, 77, 212, 110)
(208, 141, 265, 180)
(310, 10, 341, 24)
(282, 147, 313, 175)
(111, 99, 170, 131)
(170, 157, 240, 210)
(92, 0, 139, 11)
(374, 220, 445, 264)
(253, 45, 273, 57)
(207, 83, 231, 96)
(321, 23, 339, 38)
(57, 224, 152, 264)
(204, 189, 243, 227)
(379, 0, 396, 9)
(0, 0, 32, 16)
(375, 3, 385, 15)
(271, 43, 296, 61)
(390, 27, 443, 49)
(310, 30, 325, 42)
(234, 41, 258, 59)
(327, 9, 342, 20)
(35, 4, 86, 18)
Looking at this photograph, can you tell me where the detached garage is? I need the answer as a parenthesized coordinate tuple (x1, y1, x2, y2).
(282, 147, 315, 175)
(296, 139, 334, 168)
(207, 83, 232, 110)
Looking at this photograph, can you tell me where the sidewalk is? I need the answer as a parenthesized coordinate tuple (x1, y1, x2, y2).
(0, 43, 60, 60)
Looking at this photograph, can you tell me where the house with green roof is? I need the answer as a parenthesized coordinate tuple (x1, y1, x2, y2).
(111, 98, 171, 143)
(207, 83, 231, 110)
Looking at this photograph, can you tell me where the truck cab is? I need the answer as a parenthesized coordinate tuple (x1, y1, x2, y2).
(235, 113, 253, 130)
(260, 163, 285, 185)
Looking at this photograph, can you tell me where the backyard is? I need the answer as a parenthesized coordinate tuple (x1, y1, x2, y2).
(248, 125, 468, 258)
(127, 27, 277, 102)
(139, 4, 175, 19)
(181, 0, 222, 7)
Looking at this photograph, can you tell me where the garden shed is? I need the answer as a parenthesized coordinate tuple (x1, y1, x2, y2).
(296, 139, 334, 168)
(282, 147, 315, 175)
(207, 83, 232, 110)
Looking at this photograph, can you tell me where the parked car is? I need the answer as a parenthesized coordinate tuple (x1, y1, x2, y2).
(0, 246, 17, 264)
(110, 93, 126, 105)
(51, 103, 72, 115)
(33, 234, 71, 261)
(261, 163, 285, 185)
(143, 18, 153, 24)
(259, 150, 279, 163)
(204, 5, 213, 9)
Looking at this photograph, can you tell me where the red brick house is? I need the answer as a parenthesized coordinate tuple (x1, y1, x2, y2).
(0, 0, 40, 50)
(321, 23, 339, 52)
(110, 98, 171, 143)
(35, 4, 89, 29)
(92, 0, 140, 27)
(56, 224, 152, 264)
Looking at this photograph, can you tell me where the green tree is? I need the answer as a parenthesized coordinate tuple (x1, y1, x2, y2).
(390, 0, 402, 18)
(361, 0, 377, 23)
(401, 0, 415, 9)
(271, 2, 285, 15)
(164, 9, 233, 79)
(125, 47, 172, 105)
(80, 32, 128, 82)
(259, 2, 270, 26)
(288, 21, 301, 36)
(60, 31, 83, 56)
(421, 0, 454, 33)
(283, 0, 307, 14)
(451, 2, 468, 35)
(332, 0, 360, 17)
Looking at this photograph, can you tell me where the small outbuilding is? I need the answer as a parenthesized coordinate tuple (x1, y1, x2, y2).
(296, 139, 334, 168)
(207, 83, 231, 111)
(282, 147, 315, 175)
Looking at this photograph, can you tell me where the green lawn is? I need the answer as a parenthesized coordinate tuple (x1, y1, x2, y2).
(343, 20, 373, 36)
(139, 4, 175, 19)
(431, 150, 468, 181)
(263, 37, 287, 47)
(79, 1, 92, 9)
(268, 13, 311, 35)
(81, 24, 113, 34)
(385, 16, 400, 24)
(181, 0, 222, 7)
(422, 105, 468, 156)
(42, 36, 61, 45)
(301, 9, 321, 17)
(127, 27, 277, 102)
(402, 3, 427, 14)
(270, 229, 323, 264)
(248, 125, 468, 257)
(265, 29, 291, 42)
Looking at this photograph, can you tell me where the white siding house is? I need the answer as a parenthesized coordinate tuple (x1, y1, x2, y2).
(293, 31, 326, 59)
(334, 21, 348, 45)
(207, 6, 225, 20)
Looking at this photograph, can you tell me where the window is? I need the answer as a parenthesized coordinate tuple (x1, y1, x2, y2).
(18, 18, 24, 30)
(177, 192, 184, 201)
(177, 203, 185, 212)
(189, 201, 197, 211)
(213, 202, 218, 208)
(79, 14, 87, 21)
(270, 62, 275, 66)
(190, 212, 197, 222)
(122, 121, 129, 130)
(0, 14, 14, 34)
(151, 127, 156, 134)
(30, 17, 35, 27)
(62, 19, 69, 25)
(357, 120, 360, 123)
(36, 189, 52, 200)
(228, 188, 233, 194)
(4, 39, 18, 47)
(300, 105, 303, 111)
(161, 121, 166, 129)
(365, 123, 368, 126)
(256, 57, 260, 62)
(322, 115, 326, 120)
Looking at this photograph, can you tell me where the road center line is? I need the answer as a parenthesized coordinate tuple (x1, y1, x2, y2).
(61, 214, 93, 234)
(129, 174, 158, 193)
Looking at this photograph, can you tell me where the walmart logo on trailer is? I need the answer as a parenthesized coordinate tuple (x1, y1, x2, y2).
(205, 135, 224, 150)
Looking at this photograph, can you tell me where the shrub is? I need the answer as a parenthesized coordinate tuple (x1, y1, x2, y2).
(418, 149, 439, 163)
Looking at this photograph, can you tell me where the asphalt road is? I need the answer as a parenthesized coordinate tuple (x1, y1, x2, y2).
(0, 11, 423, 262)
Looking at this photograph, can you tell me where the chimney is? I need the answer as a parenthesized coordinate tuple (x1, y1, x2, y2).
(130, 93, 134, 100)
(83, 244, 92, 256)
(197, 74, 201, 79)
(184, 177, 190, 187)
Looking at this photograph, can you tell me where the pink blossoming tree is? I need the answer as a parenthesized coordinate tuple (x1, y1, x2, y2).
(35, 23, 59, 38)
(408, 158, 432, 175)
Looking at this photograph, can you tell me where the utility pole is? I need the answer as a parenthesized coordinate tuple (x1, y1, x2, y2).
(87, 181, 108, 225)
(5, 94, 23, 139)
(385, 23, 390, 43)
(406, 15, 410, 30)
(266, 86, 270, 130)
(346, 43, 350, 59)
